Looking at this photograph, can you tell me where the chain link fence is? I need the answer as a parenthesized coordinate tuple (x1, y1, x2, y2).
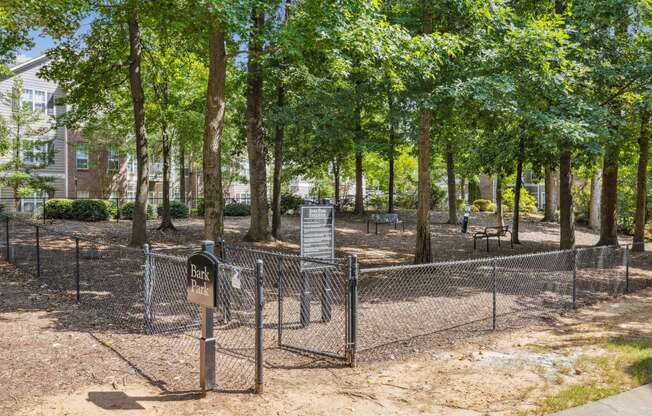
(357, 243, 651, 360)
(1, 212, 650, 389)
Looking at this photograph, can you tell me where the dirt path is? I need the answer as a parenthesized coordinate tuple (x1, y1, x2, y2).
(3, 258, 651, 416)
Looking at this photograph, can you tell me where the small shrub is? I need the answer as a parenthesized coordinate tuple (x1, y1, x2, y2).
(224, 202, 251, 216)
(395, 193, 417, 209)
(456, 199, 466, 210)
(157, 201, 189, 219)
(196, 198, 204, 217)
(281, 193, 303, 214)
(473, 199, 494, 212)
(618, 216, 634, 235)
(471, 205, 480, 213)
(70, 199, 109, 222)
(120, 201, 155, 220)
(503, 188, 538, 213)
(430, 185, 446, 209)
(367, 193, 388, 211)
(103, 200, 118, 219)
(44, 198, 74, 219)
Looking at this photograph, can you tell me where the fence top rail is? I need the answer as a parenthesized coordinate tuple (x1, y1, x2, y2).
(222, 241, 346, 266)
(0, 212, 145, 255)
(359, 244, 627, 274)
(151, 250, 255, 272)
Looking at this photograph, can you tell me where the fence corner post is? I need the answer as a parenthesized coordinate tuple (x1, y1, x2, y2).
(255, 259, 264, 394)
(143, 243, 153, 333)
(492, 258, 497, 331)
(625, 244, 630, 294)
(35, 225, 40, 278)
(5, 216, 10, 262)
(347, 255, 358, 368)
(277, 256, 284, 348)
(75, 237, 80, 304)
(572, 248, 577, 309)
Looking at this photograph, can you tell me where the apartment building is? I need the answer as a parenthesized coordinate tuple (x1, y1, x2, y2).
(0, 55, 68, 212)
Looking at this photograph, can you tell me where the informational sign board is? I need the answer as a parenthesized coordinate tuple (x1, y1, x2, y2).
(187, 251, 219, 308)
(300, 205, 335, 270)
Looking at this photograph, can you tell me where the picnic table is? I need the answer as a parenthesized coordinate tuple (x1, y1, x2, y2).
(366, 213, 405, 235)
(473, 225, 513, 252)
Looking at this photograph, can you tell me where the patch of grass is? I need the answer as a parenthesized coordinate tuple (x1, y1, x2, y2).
(522, 333, 652, 415)
(537, 382, 622, 414)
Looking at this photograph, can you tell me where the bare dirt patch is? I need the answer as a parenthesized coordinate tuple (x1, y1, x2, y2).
(36, 211, 635, 267)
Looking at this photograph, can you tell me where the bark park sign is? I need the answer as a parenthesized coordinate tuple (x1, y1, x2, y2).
(187, 251, 218, 307)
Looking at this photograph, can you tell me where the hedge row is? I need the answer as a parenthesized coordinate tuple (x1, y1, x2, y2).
(44, 199, 116, 222)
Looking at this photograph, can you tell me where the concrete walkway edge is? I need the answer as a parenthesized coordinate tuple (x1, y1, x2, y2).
(552, 384, 652, 416)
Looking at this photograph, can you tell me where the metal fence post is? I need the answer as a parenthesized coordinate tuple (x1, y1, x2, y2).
(75, 237, 80, 303)
(35, 225, 40, 278)
(5, 216, 10, 262)
(42, 197, 46, 224)
(300, 271, 311, 327)
(347, 255, 358, 368)
(199, 240, 216, 391)
(321, 269, 332, 322)
(492, 259, 497, 331)
(143, 243, 153, 333)
(572, 248, 577, 308)
(277, 256, 284, 347)
(255, 259, 264, 394)
(625, 244, 630, 294)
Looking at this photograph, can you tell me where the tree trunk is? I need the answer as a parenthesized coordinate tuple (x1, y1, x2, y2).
(178, 144, 185, 205)
(589, 169, 601, 231)
(415, 8, 433, 264)
(512, 137, 524, 244)
(353, 99, 364, 215)
(202, 29, 226, 241)
(158, 82, 174, 231)
(388, 133, 395, 213)
(495, 174, 504, 227)
(633, 109, 650, 251)
(542, 167, 556, 222)
(245, 8, 271, 241)
(596, 145, 619, 246)
(271, 1, 289, 239)
(333, 159, 341, 212)
(127, 13, 149, 248)
(446, 142, 457, 224)
(559, 146, 575, 249)
(158, 116, 175, 230)
(271, 84, 284, 239)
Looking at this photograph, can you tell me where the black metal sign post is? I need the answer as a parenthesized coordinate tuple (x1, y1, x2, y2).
(300, 205, 335, 327)
(187, 241, 219, 391)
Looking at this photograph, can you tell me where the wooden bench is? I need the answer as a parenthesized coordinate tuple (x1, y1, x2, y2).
(473, 226, 513, 252)
(366, 213, 405, 235)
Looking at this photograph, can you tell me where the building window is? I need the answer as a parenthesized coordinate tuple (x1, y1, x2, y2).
(76, 191, 90, 199)
(127, 191, 136, 201)
(23, 137, 49, 165)
(76, 146, 89, 170)
(21, 193, 46, 213)
(22, 89, 47, 114)
(108, 148, 120, 172)
(127, 156, 136, 174)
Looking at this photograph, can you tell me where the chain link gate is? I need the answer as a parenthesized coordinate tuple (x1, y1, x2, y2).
(143, 246, 268, 391)
(219, 243, 356, 366)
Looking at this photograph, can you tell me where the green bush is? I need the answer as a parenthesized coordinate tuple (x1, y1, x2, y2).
(44, 198, 74, 219)
(471, 205, 480, 213)
(281, 193, 303, 214)
(395, 193, 417, 209)
(367, 193, 388, 211)
(430, 185, 446, 209)
(157, 201, 189, 219)
(196, 198, 204, 217)
(472, 199, 495, 212)
(103, 200, 118, 219)
(120, 201, 155, 220)
(70, 199, 110, 222)
(224, 202, 251, 216)
(503, 188, 538, 214)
